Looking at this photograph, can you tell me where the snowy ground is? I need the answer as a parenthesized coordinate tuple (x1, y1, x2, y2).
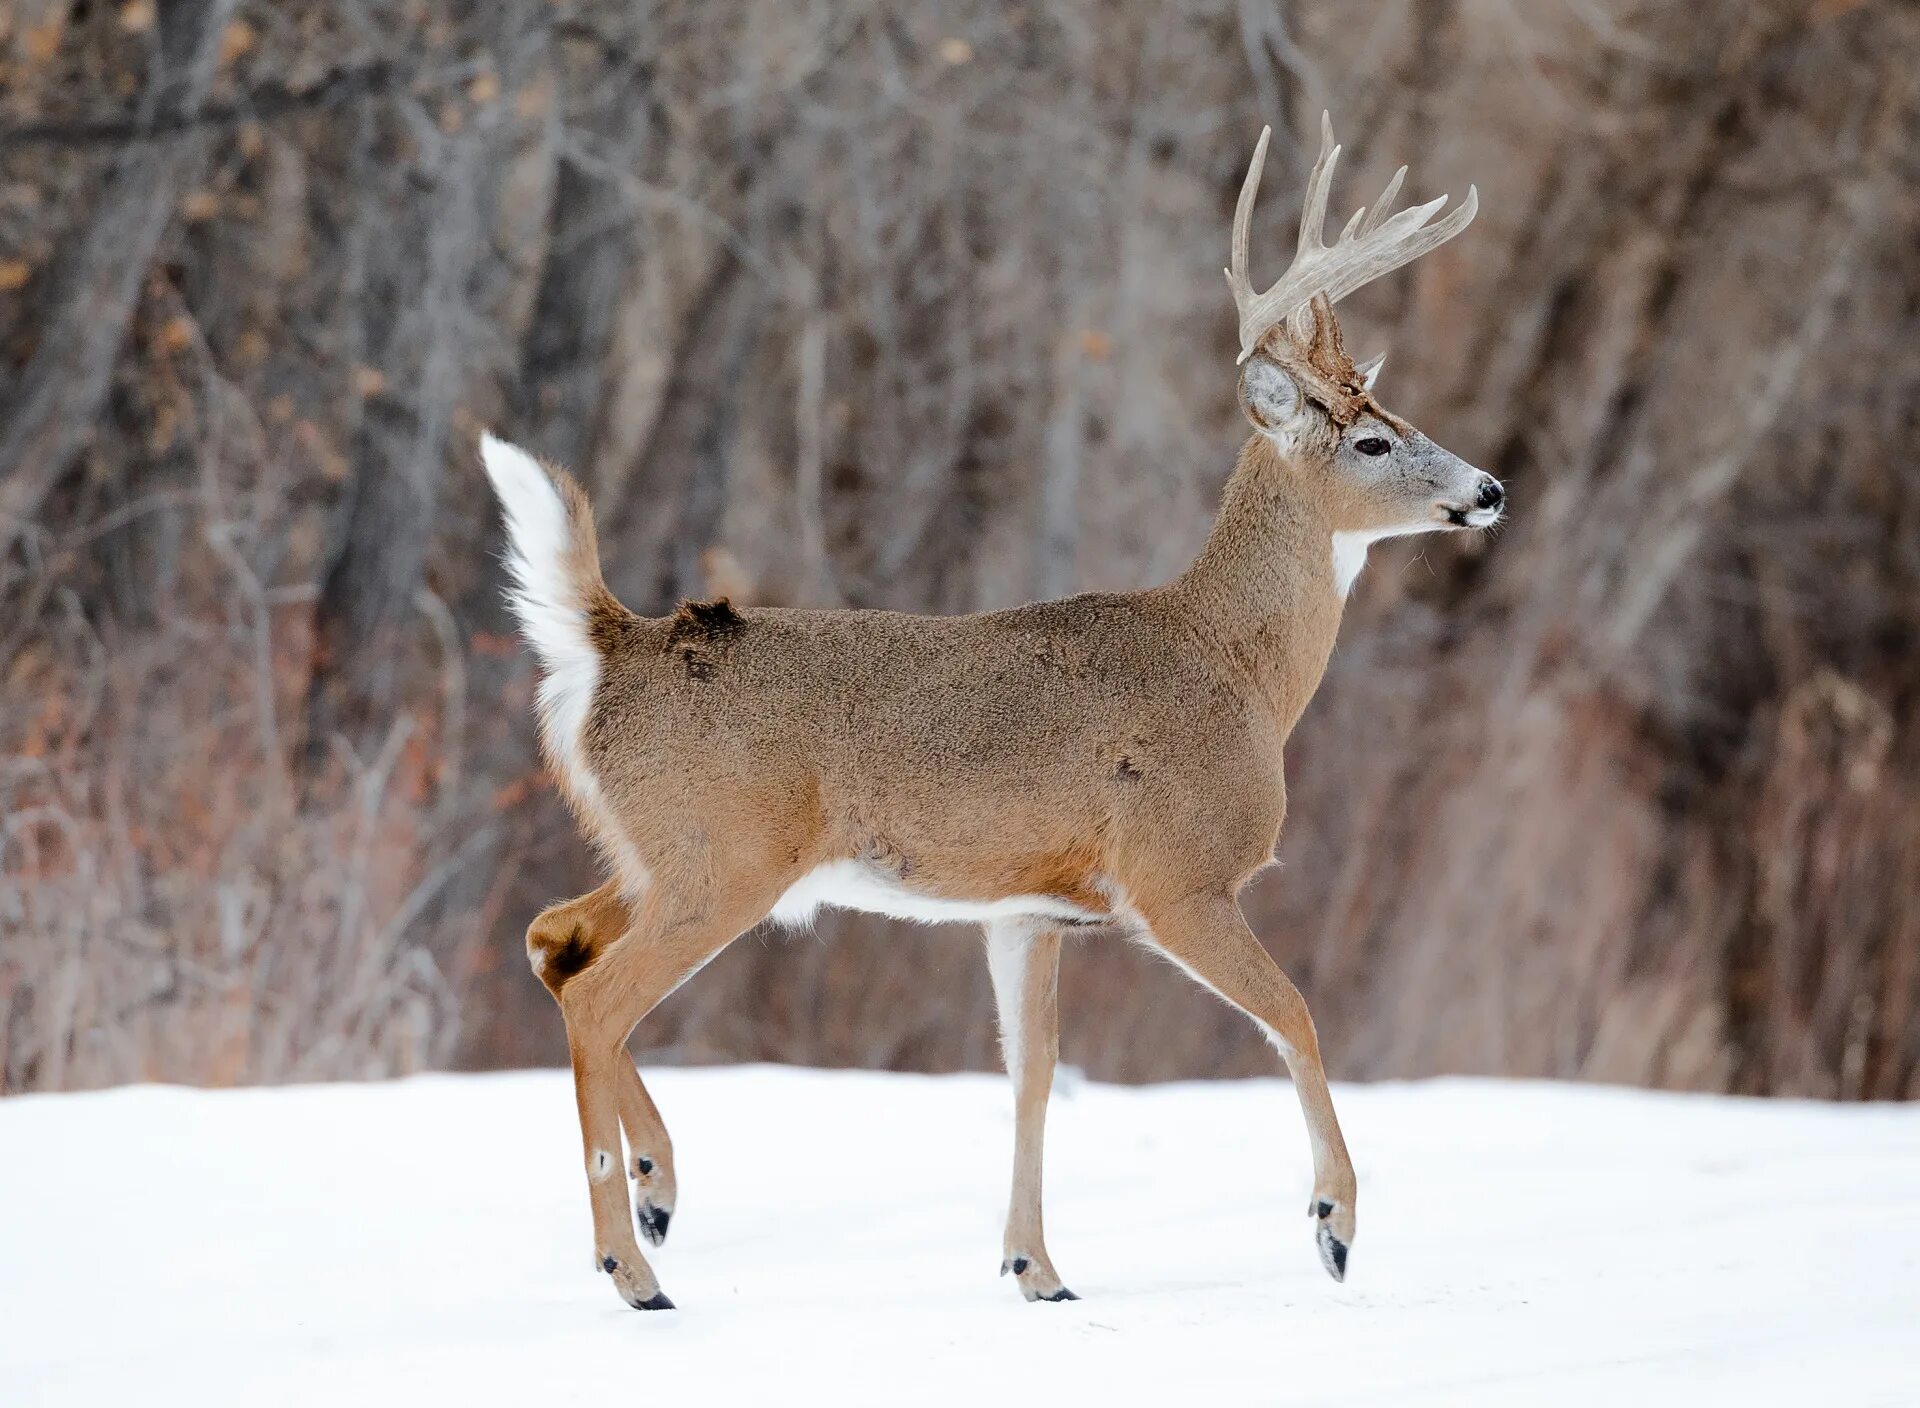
(2, 1067, 1916, 1406)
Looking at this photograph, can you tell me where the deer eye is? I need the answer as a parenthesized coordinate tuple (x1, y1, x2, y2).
(1354, 436, 1391, 456)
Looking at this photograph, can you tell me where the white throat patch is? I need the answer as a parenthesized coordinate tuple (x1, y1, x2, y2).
(1331, 526, 1428, 598)
(1330, 530, 1378, 598)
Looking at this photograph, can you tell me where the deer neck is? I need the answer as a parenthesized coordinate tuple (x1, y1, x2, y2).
(1169, 436, 1346, 736)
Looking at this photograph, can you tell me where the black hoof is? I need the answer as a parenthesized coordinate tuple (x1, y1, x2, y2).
(1040, 1287, 1080, 1302)
(1316, 1222, 1348, 1282)
(631, 1290, 676, 1311)
(638, 1204, 672, 1246)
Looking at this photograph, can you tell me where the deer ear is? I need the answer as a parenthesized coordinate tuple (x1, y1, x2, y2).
(1355, 352, 1385, 391)
(1240, 355, 1302, 439)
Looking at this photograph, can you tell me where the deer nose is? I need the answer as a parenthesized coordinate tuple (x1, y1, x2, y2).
(1475, 477, 1505, 511)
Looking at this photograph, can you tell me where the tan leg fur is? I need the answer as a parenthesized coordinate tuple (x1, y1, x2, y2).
(1132, 890, 1358, 1277)
(529, 865, 791, 1308)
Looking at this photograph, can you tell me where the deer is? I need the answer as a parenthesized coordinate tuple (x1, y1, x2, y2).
(481, 114, 1499, 1312)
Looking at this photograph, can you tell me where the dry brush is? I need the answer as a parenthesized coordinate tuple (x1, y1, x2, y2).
(2, 0, 1915, 1096)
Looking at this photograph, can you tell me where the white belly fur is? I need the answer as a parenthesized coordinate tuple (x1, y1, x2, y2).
(769, 860, 1102, 929)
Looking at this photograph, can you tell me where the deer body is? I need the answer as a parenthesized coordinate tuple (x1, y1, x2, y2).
(487, 116, 1500, 1311)
(588, 492, 1336, 902)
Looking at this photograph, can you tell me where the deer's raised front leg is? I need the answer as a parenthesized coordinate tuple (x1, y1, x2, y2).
(983, 919, 1077, 1302)
(1133, 891, 1357, 1280)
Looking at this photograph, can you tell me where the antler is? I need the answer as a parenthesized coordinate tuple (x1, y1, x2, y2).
(1225, 113, 1478, 363)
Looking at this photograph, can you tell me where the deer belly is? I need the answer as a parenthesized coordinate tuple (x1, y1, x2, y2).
(768, 860, 1104, 929)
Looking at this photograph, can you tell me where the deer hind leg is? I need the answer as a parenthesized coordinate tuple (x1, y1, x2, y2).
(538, 873, 780, 1311)
(1133, 890, 1358, 1282)
(565, 1018, 669, 1309)
(616, 1058, 675, 1246)
(529, 883, 678, 1248)
(984, 920, 1077, 1302)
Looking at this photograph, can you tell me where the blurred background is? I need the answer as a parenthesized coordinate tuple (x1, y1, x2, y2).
(2, 0, 1915, 1099)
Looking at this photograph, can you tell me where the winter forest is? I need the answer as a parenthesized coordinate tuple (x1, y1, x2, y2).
(3, 0, 1917, 1099)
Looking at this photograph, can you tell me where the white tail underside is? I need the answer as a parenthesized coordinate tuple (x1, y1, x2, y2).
(478, 434, 598, 750)
(479, 433, 639, 882)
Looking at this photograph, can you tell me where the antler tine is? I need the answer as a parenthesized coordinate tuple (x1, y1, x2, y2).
(1360, 167, 1407, 237)
(1230, 113, 1479, 362)
(1224, 125, 1273, 328)
(1294, 111, 1341, 261)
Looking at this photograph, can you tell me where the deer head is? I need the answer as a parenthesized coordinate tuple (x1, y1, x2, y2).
(1226, 117, 1503, 547)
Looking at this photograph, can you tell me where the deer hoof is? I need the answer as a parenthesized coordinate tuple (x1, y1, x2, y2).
(637, 1202, 672, 1247)
(1316, 1221, 1348, 1281)
(602, 1254, 671, 1309)
(1002, 1252, 1075, 1302)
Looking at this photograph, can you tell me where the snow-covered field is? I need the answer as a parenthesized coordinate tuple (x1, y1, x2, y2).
(2, 1067, 1915, 1405)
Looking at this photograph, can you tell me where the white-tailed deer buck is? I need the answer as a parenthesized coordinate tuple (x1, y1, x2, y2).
(483, 114, 1499, 1311)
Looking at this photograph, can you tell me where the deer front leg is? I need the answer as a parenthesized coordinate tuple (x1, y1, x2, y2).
(1134, 891, 1358, 1281)
(529, 883, 679, 1248)
(983, 920, 1077, 1302)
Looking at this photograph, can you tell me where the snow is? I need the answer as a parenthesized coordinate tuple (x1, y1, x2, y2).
(2, 1067, 1915, 1405)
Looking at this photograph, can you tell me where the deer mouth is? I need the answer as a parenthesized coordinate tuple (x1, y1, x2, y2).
(1434, 502, 1501, 530)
